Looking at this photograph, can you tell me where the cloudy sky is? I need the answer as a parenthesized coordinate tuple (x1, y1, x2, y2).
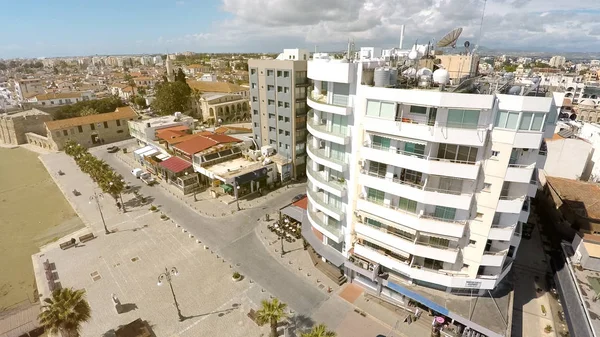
(1, 0, 599, 58)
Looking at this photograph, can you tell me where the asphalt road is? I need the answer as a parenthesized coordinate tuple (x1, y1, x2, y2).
(92, 146, 328, 316)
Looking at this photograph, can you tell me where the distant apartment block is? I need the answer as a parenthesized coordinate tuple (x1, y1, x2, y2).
(14, 78, 45, 101)
(248, 49, 310, 179)
(27, 91, 95, 106)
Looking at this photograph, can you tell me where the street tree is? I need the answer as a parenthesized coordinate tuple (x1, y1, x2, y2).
(38, 288, 91, 337)
(256, 298, 288, 337)
(301, 324, 337, 337)
(79, 107, 98, 116)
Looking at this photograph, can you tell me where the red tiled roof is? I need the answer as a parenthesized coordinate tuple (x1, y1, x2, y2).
(159, 156, 192, 173)
(173, 133, 241, 155)
(293, 197, 308, 210)
(156, 125, 190, 133)
(156, 130, 187, 141)
(164, 133, 202, 145)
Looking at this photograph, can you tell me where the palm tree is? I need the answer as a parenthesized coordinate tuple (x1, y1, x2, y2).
(256, 298, 288, 337)
(39, 288, 91, 337)
(301, 324, 337, 337)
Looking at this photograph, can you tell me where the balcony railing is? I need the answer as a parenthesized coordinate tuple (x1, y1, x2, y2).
(307, 87, 349, 107)
(307, 189, 344, 217)
(358, 220, 415, 242)
(307, 142, 347, 168)
(364, 141, 478, 166)
(308, 118, 349, 138)
(358, 194, 469, 225)
(306, 163, 346, 192)
(308, 210, 342, 237)
(415, 238, 460, 251)
(361, 169, 473, 197)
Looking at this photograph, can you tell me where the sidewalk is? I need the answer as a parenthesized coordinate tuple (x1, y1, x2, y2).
(114, 149, 307, 218)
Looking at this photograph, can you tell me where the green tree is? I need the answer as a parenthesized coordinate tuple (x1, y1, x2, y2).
(256, 298, 288, 337)
(99, 170, 127, 211)
(301, 324, 337, 337)
(38, 288, 91, 337)
(137, 87, 147, 97)
(503, 65, 517, 72)
(152, 81, 192, 115)
(79, 107, 98, 116)
(134, 96, 147, 108)
(175, 68, 186, 83)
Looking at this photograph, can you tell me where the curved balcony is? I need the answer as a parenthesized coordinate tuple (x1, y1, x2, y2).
(307, 92, 352, 115)
(358, 170, 472, 210)
(307, 118, 350, 145)
(355, 222, 459, 263)
(362, 142, 480, 180)
(356, 195, 466, 238)
(307, 210, 343, 243)
(362, 116, 488, 147)
(307, 189, 344, 221)
(307, 142, 347, 172)
(306, 165, 346, 198)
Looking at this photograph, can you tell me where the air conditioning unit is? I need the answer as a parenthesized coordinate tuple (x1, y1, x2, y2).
(418, 210, 424, 218)
(358, 160, 365, 167)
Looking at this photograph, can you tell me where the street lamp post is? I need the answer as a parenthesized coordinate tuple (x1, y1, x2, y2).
(89, 191, 110, 235)
(234, 180, 241, 211)
(157, 267, 184, 322)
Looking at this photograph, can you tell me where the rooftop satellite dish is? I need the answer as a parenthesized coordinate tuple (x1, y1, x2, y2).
(437, 27, 463, 48)
(464, 41, 470, 48)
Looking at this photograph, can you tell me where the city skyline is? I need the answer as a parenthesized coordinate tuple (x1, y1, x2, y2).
(2, 0, 600, 59)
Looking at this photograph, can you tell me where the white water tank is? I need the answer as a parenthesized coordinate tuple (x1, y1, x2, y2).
(433, 69, 450, 85)
(417, 67, 433, 77)
(374, 67, 391, 87)
(389, 68, 398, 86)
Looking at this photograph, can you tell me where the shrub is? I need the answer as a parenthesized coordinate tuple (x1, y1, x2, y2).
(544, 325, 553, 333)
(541, 305, 547, 314)
(160, 214, 168, 220)
(232, 271, 241, 279)
(149, 205, 157, 211)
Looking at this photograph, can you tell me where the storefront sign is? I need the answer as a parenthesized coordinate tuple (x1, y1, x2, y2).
(464, 281, 481, 288)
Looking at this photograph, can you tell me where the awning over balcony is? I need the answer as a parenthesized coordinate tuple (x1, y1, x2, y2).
(301, 216, 345, 267)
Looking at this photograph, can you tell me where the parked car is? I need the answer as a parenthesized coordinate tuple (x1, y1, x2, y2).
(140, 172, 156, 185)
(291, 194, 306, 203)
(131, 168, 144, 178)
(107, 146, 119, 153)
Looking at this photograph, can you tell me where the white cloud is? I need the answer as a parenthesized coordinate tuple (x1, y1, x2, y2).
(168, 0, 600, 52)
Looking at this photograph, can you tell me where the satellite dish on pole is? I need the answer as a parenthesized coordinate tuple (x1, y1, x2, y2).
(464, 41, 471, 54)
(436, 27, 463, 48)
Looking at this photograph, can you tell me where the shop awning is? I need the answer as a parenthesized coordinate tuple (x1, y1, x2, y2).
(159, 156, 192, 173)
(385, 281, 450, 316)
(134, 145, 154, 155)
(301, 217, 345, 267)
(222, 184, 233, 193)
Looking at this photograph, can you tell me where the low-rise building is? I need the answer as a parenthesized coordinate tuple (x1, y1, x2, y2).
(0, 108, 52, 146)
(572, 233, 600, 271)
(544, 176, 600, 235)
(43, 106, 137, 150)
(128, 114, 195, 147)
(195, 93, 250, 124)
(28, 91, 95, 107)
(186, 80, 249, 98)
(14, 78, 45, 101)
(544, 131, 594, 180)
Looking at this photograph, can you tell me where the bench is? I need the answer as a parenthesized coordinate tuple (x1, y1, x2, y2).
(247, 309, 258, 324)
(59, 241, 76, 250)
(79, 233, 95, 243)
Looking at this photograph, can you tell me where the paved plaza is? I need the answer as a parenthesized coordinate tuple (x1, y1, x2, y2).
(35, 145, 398, 336)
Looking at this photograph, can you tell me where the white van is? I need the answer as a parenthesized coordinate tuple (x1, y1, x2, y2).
(131, 168, 144, 178)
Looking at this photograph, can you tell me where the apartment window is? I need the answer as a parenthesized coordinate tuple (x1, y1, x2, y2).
(369, 161, 387, 177)
(284, 117, 290, 123)
(267, 70, 274, 76)
(491, 150, 500, 158)
(251, 69, 256, 75)
(331, 115, 348, 136)
(330, 143, 345, 161)
(483, 183, 492, 192)
(279, 142, 282, 147)
(62, 130, 68, 136)
(434, 206, 456, 220)
(494, 110, 520, 129)
(372, 135, 391, 149)
(285, 144, 290, 150)
(447, 109, 480, 129)
(284, 87, 289, 93)
(285, 131, 290, 136)
(77, 125, 83, 133)
(270, 139, 276, 145)
(268, 99, 275, 105)
(283, 71, 289, 77)
(252, 96, 258, 102)
(519, 112, 545, 131)
(423, 258, 444, 270)
(278, 115, 283, 121)
(278, 101, 283, 107)
(420, 235, 450, 248)
(437, 144, 478, 163)
(267, 85, 273, 91)
(493, 212, 501, 224)
(269, 127, 276, 132)
(279, 129, 283, 135)
(277, 86, 283, 92)
(469, 239, 476, 246)
(284, 102, 290, 108)
(366, 100, 395, 119)
(90, 123, 95, 130)
(253, 122, 258, 127)
(398, 197, 417, 213)
(403, 142, 425, 156)
(269, 113, 275, 119)
(103, 121, 108, 128)
(367, 188, 385, 204)
(403, 169, 422, 185)
(438, 177, 462, 194)
(409, 105, 427, 114)
(116, 120, 121, 127)
(277, 70, 282, 77)
(253, 109, 258, 115)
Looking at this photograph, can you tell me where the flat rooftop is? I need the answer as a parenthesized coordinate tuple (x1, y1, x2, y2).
(207, 156, 271, 180)
(134, 114, 193, 127)
(564, 244, 600, 336)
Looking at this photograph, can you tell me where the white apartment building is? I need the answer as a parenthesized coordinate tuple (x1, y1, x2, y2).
(305, 50, 557, 337)
(549, 55, 566, 68)
(128, 114, 195, 148)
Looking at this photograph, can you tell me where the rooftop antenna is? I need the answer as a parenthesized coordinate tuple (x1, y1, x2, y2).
(436, 27, 463, 48)
(474, 0, 487, 54)
(399, 25, 405, 49)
